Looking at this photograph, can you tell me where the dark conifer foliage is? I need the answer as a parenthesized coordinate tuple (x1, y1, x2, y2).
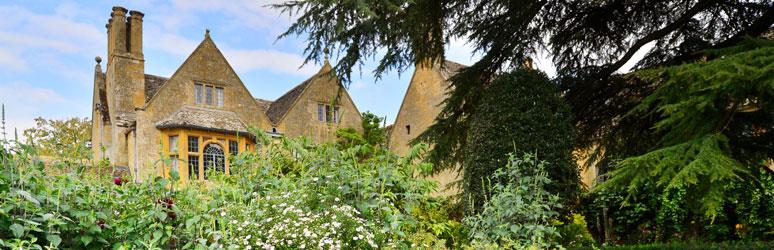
(273, 0, 773, 216)
(462, 69, 578, 213)
(273, 0, 771, 169)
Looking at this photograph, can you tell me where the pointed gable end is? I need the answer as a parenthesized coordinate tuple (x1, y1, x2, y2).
(266, 61, 355, 125)
(144, 33, 271, 129)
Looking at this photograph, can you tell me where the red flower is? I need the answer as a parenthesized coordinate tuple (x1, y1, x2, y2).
(156, 197, 174, 210)
(167, 211, 177, 220)
(114, 177, 124, 185)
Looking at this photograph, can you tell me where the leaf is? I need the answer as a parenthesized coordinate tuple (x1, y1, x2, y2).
(80, 235, 93, 246)
(47, 234, 62, 247)
(153, 230, 163, 241)
(9, 223, 24, 238)
(185, 216, 200, 228)
(14, 189, 40, 206)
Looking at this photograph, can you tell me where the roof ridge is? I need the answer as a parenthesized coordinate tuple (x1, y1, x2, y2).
(265, 75, 316, 124)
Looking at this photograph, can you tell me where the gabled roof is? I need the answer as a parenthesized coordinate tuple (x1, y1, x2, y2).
(254, 98, 273, 113)
(142, 33, 274, 126)
(144, 74, 168, 102)
(156, 106, 249, 135)
(265, 76, 313, 124)
(436, 60, 467, 81)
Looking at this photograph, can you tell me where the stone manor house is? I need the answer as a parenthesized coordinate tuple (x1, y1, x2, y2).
(91, 7, 363, 182)
(94, 6, 570, 192)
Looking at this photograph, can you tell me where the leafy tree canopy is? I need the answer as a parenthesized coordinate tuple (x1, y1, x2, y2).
(273, 0, 773, 171)
(23, 117, 91, 159)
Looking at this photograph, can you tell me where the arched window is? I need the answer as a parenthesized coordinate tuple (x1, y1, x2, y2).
(203, 143, 225, 179)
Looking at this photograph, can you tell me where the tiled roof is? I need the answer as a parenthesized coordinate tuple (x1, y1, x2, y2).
(156, 106, 249, 135)
(144, 74, 169, 102)
(265, 76, 313, 124)
(437, 60, 467, 81)
(254, 98, 273, 112)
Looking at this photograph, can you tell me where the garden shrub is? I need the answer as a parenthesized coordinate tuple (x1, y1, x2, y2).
(463, 68, 579, 214)
(464, 152, 563, 249)
(556, 214, 595, 248)
(0, 130, 459, 249)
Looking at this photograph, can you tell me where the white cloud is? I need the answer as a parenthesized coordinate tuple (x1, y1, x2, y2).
(143, 26, 317, 76)
(0, 48, 28, 71)
(170, 0, 289, 31)
(351, 81, 368, 89)
(0, 5, 102, 54)
(618, 41, 656, 73)
(144, 28, 200, 57)
(0, 81, 72, 133)
(223, 48, 318, 75)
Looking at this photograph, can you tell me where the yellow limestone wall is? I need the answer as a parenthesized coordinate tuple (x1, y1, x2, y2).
(133, 35, 271, 181)
(388, 63, 461, 196)
(158, 128, 252, 184)
(278, 65, 364, 144)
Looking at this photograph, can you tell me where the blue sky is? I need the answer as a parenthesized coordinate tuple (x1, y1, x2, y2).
(1, 0, 650, 134)
(0, 0, 486, 133)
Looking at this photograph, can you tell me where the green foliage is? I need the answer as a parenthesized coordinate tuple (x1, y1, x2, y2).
(0, 129, 473, 249)
(464, 153, 563, 249)
(556, 214, 595, 248)
(569, 241, 774, 250)
(22, 117, 91, 161)
(336, 111, 386, 153)
(361, 111, 386, 146)
(463, 68, 578, 213)
(584, 167, 774, 244)
(596, 39, 774, 220)
(272, 0, 770, 183)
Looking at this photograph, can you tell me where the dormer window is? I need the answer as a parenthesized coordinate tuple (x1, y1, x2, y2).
(195, 83, 224, 107)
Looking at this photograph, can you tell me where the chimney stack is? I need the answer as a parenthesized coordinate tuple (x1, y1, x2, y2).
(108, 6, 128, 58)
(128, 10, 144, 59)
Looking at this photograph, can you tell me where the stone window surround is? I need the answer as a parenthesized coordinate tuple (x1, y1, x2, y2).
(193, 81, 225, 108)
(316, 102, 341, 124)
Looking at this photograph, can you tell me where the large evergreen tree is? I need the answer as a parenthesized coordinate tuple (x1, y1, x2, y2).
(273, 0, 771, 167)
(273, 0, 773, 216)
(463, 69, 577, 212)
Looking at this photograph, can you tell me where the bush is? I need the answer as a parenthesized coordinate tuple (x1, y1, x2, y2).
(0, 130, 447, 249)
(464, 152, 563, 249)
(557, 214, 595, 248)
(569, 241, 774, 250)
(463, 68, 579, 214)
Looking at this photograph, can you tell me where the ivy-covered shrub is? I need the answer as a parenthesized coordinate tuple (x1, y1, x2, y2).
(464, 153, 562, 249)
(583, 168, 774, 244)
(463, 68, 579, 214)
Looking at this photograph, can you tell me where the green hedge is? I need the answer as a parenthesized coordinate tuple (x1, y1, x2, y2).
(570, 241, 774, 250)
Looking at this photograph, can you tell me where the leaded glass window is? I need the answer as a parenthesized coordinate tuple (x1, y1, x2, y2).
(170, 155, 179, 173)
(229, 140, 238, 156)
(203, 143, 225, 179)
(216, 87, 224, 107)
(188, 155, 199, 180)
(168, 135, 179, 153)
(188, 136, 198, 153)
(205, 86, 213, 105)
(194, 84, 203, 104)
(317, 104, 324, 121)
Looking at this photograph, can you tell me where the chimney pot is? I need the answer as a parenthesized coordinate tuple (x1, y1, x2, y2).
(112, 6, 128, 15)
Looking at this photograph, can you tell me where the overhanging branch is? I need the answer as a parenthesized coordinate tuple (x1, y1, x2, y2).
(603, 0, 721, 75)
